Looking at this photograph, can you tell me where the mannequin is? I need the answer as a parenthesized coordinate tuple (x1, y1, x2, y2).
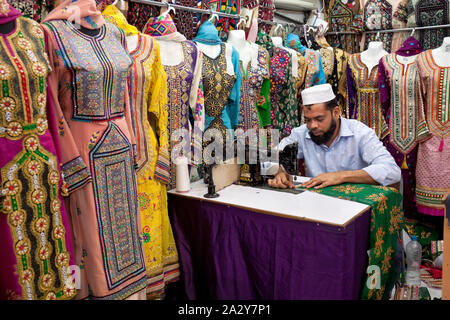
(431, 37, 450, 67)
(227, 29, 252, 71)
(126, 33, 138, 52)
(360, 41, 388, 74)
(271, 36, 298, 78)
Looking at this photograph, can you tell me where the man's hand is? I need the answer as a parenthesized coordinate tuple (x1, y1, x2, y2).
(268, 172, 294, 189)
(301, 172, 344, 189)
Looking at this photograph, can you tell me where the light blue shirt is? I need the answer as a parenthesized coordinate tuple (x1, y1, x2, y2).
(277, 117, 401, 186)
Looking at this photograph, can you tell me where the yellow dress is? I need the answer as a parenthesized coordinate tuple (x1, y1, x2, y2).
(103, 5, 180, 299)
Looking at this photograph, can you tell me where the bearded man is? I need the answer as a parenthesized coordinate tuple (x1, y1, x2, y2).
(268, 83, 401, 189)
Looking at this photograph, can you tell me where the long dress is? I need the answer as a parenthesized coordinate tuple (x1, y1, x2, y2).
(347, 53, 390, 140)
(378, 48, 428, 218)
(237, 44, 270, 130)
(43, 20, 147, 300)
(414, 49, 450, 216)
(0, 16, 76, 300)
(127, 33, 180, 298)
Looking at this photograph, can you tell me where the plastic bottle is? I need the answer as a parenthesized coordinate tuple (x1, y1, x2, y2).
(405, 235, 422, 286)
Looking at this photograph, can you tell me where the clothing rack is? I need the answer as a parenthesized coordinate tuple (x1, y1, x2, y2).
(326, 24, 450, 35)
(129, 0, 241, 19)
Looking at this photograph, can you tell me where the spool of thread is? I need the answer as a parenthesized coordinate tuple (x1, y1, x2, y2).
(175, 156, 190, 193)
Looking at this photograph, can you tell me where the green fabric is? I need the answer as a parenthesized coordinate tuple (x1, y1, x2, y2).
(257, 61, 272, 127)
(402, 220, 439, 261)
(296, 183, 405, 300)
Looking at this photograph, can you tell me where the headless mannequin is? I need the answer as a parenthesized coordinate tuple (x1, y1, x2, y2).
(360, 41, 388, 74)
(126, 34, 139, 53)
(431, 36, 450, 67)
(0, 19, 14, 34)
(227, 30, 252, 71)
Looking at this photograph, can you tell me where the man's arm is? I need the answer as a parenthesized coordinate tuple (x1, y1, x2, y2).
(302, 125, 401, 189)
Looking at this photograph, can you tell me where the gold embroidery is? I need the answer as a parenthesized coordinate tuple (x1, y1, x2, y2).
(381, 247, 394, 275)
(366, 193, 388, 214)
(331, 184, 364, 194)
(389, 206, 403, 234)
(374, 227, 385, 258)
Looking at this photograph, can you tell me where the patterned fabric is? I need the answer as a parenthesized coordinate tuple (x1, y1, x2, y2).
(414, 50, 450, 215)
(378, 50, 427, 218)
(321, 47, 350, 109)
(124, 34, 180, 298)
(361, 0, 409, 52)
(9, 0, 53, 22)
(347, 53, 389, 140)
(163, 41, 201, 189)
(60, 157, 92, 193)
(202, 43, 237, 159)
(47, 20, 132, 121)
(256, 30, 274, 57)
(43, 19, 147, 299)
(102, 4, 138, 36)
(143, 12, 178, 36)
(326, 0, 364, 53)
(258, 0, 275, 33)
(407, 0, 449, 50)
(301, 183, 405, 300)
(209, 0, 241, 40)
(0, 16, 76, 300)
(237, 45, 270, 130)
(270, 47, 299, 138)
(173, 0, 199, 40)
(127, 1, 160, 32)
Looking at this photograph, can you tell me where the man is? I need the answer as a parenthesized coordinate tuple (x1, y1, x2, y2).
(268, 83, 401, 189)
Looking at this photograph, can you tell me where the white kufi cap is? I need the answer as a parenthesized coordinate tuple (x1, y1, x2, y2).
(301, 83, 336, 105)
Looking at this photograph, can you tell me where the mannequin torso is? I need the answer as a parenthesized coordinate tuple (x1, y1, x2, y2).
(360, 41, 388, 74)
(196, 42, 221, 59)
(227, 30, 252, 71)
(158, 40, 183, 66)
(431, 37, 450, 67)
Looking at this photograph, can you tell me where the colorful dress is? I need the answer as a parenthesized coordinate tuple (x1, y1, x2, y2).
(43, 20, 147, 300)
(407, 0, 449, 50)
(237, 44, 270, 130)
(127, 34, 180, 299)
(258, 0, 275, 33)
(327, 0, 364, 54)
(209, 0, 241, 40)
(9, 0, 53, 22)
(270, 47, 298, 138)
(347, 53, 390, 140)
(0, 16, 76, 301)
(378, 39, 427, 218)
(361, 0, 409, 52)
(201, 43, 238, 160)
(414, 49, 450, 216)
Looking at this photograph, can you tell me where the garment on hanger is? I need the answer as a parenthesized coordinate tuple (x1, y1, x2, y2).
(286, 33, 326, 89)
(102, 3, 139, 36)
(407, 0, 450, 50)
(173, 0, 199, 40)
(258, 0, 275, 33)
(193, 21, 240, 160)
(378, 37, 425, 218)
(144, 12, 204, 190)
(0, 6, 76, 300)
(127, 1, 160, 31)
(209, 0, 241, 40)
(360, 0, 408, 52)
(102, 5, 180, 299)
(236, 42, 271, 130)
(9, 0, 53, 22)
(347, 53, 390, 140)
(327, 0, 363, 54)
(43, 0, 147, 300)
(414, 49, 450, 216)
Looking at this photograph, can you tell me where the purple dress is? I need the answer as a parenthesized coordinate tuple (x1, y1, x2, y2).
(378, 37, 426, 218)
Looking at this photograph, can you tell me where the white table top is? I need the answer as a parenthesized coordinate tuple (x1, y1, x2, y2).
(168, 180, 371, 227)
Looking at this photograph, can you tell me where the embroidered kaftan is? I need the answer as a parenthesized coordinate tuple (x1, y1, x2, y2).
(407, 0, 450, 50)
(378, 46, 428, 218)
(414, 49, 450, 216)
(43, 20, 147, 300)
(347, 53, 390, 140)
(0, 16, 76, 301)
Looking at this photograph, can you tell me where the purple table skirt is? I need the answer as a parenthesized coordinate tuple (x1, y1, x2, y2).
(168, 194, 371, 300)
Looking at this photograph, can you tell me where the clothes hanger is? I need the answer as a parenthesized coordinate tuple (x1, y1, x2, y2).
(209, 9, 219, 24)
(410, 28, 416, 37)
(375, 31, 381, 41)
(236, 16, 246, 30)
(112, 0, 118, 6)
(274, 23, 284, 36)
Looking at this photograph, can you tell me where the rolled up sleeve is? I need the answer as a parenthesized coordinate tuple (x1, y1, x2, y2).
(359, 128, 401, 186)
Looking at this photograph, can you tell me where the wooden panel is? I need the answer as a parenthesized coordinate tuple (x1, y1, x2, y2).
(442, 190, 450, 300)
